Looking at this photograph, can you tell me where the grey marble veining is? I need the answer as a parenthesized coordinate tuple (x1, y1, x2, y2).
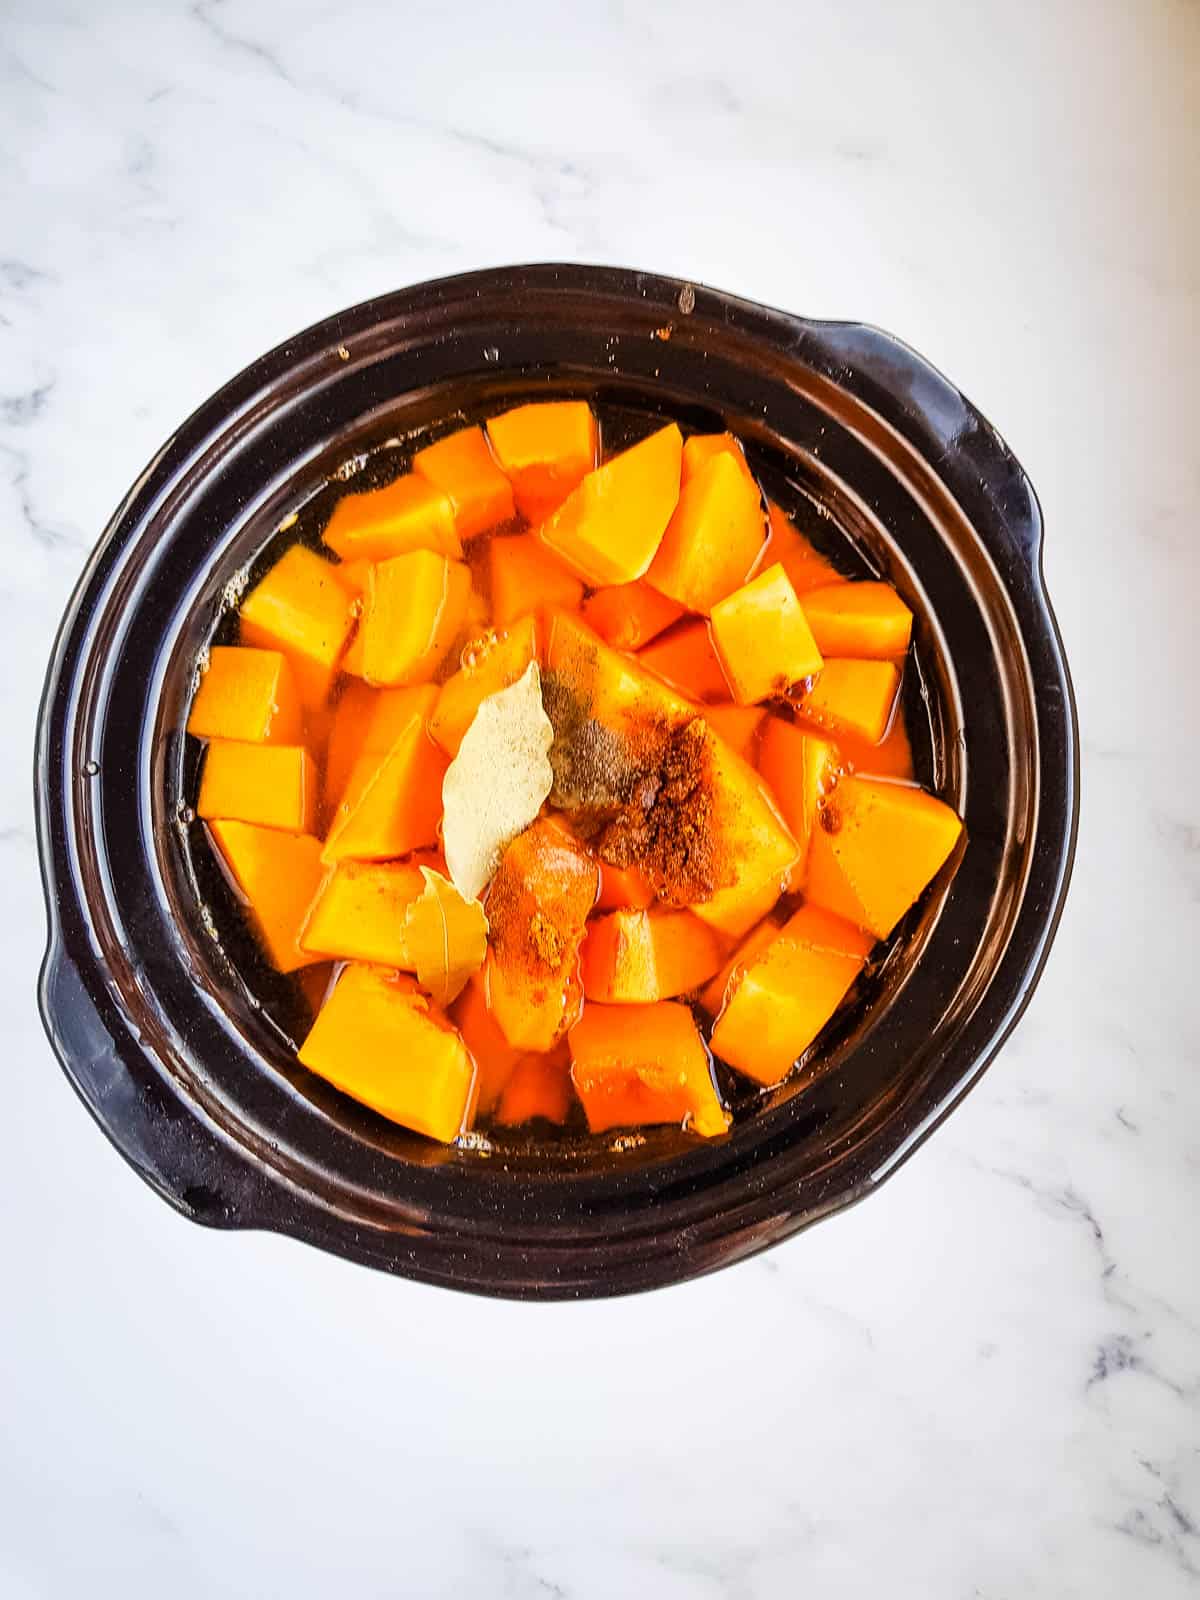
(2, 1, 1198, 1596)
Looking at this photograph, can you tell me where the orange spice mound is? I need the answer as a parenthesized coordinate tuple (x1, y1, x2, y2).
(592, 717, 729, 907)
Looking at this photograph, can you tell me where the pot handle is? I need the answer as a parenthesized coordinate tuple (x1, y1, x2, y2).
(38, 941, 268, 1229)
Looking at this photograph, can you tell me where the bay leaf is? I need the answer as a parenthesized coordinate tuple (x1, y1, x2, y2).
(441, 660, 554, 900)
(402, 866, 489, 1007)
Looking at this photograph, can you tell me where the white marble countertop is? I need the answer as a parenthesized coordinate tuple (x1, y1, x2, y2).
(4, 1, 1198, 1595)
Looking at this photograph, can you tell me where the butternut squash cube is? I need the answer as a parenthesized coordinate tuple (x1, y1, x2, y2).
(805, 775, 964, 939)
(568, 1002, 729, 1138)
(187, 646, 302, 746)
(703, 703, 765, 762)
(595, 860, 656, 912)
(544, 610, 695, 740)
(197, 741, 318, 833)
(494, 1044, 574, 1127)
(239, 546, 355, 709)
(452, 971, 526, 1116)
(710, 562, 824, 705)
(485, 400, 598, 522)
(709, 905, 874, 1084)
(580, 908, 723, 1003)
(321, 715, 447, 864)
(697, 915, 784, 1016)
(429, 614, 540, 757)
(207, 819, 326, 972)
(639, 620, 731, 703)
(759, 501, 842, 594)
(540, 423, 682, 586)
(646, 451, 765, 613)
(581, 580, 683, 651)
(680, 431, 758, 491)
(413, 425, 515, 540)
(483, 818, 599, 1051)
(298, 964, 476, 1142)
(349, 550, 471, 687)
(801, 581, 913, 659)
(323, 682, 439, 814)
(801, 659, 901, 744)
(299, 860, 424, 967)
(322, 472, 460, 564)
(756, 717, 841, 892)
(690, 728, 801, 939)
(489, 533, 584, 626)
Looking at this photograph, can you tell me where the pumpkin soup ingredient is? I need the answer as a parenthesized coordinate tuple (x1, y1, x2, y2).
(322, 473, 460, 563)
(412, 424, 515, 539)
(239, 545, 355, 709)
(710, 562, 824, 705)
(323, 683, 439, 814)
(207, 819, 326, 973)
(429, 615, 540, 758)
(709, 905, 874, 1084)
(580, 907, 723, 1003)
(646, 451, 765, 613)
(800, 658, 900, 744)
(569, 1002, 728, 1137)
(489, 532, 585, 626)
(485, 401, 598, 522)
(322, 715, 447, 864)
(581, 581, 684, 652)
(640, 620, 731, 703)
(300, 860, 423, 968)
(484, 818, 599, 1051)
(187, 646, 301, 745)
(452, 972, 526, 1115)
(680, 431, 758, 490)
(441, 661, 555, 900)
(540, 423, 683, 586)
(758, 502, 842, 594)
(756, 718, 841, 891)
(805, 775, 963, 939)
(298, 964, 476, 1141)
(197, 741, 318, 833)
(801, 582, 913, 659)
(344, 550, 471, 687)
(697, 915, 784, 1016)
(402, 866, 489, 1007)
(702, 703, 765, 762)
(494, 1044, 574, 1127)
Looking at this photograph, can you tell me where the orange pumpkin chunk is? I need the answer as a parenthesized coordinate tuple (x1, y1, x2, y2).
(429, 614, 540, 757)
(322, 473, 459, 564)
(197, 741, 318, 833)
(540, 423, 682, 586)
(759, 501, 842, 594)
(697, 915, 784, 1016)
(489, 533, 584, 627)
(569, 1002, 728, 1137)
(703, 703, 765, 762)
(412, 425, 515, 540)
(709, 904, 874, 1084)
(485, 401, 598, 523)
(298, 964, 475, 1141)
(639, 620, 731, 703)
(452, 971, 526, 1116)
(646, 451, 765, 613)
(323, 683, 438, 814)
(680, 431, 758, 490)
(800, 659, 901, 744)
(692, 729, 800, 939)
(801, 582, 913, 659)
(710, 563, 824, 705)
(483, 818, 599, 1051)
(756, 717, 841, 892)
(580, 908, 723, 1003)
(581, 581, 683, 651)
(595, 860, 656, 912)
(207, 819, 326, 972)
(347, 550, 471, 687)
(187, 646, 302, 746)
(321, 715, 447, 864)
(239, 546, 355, 710)
(805, 775, 963, 939)
(494, 1043, 574, 1127)
(299, 860, 424, 967)
(544, 610, 695, 738)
